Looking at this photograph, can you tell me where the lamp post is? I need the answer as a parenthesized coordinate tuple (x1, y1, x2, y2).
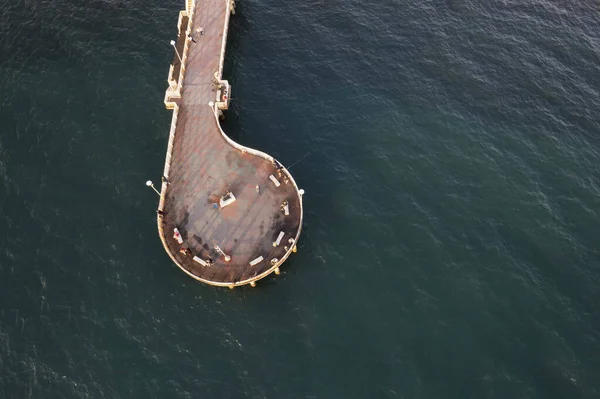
(146, 180, 160, 196)
(213, 245, 231, 262)
(170, 40, 183, 64)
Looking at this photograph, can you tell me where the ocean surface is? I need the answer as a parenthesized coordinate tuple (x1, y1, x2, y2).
(1, 0, 600, 397)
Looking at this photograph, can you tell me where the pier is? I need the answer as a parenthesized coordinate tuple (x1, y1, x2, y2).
(156, 0, 303, 287)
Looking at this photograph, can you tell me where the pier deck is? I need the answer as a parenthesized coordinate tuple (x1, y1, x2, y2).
(156, 0, 303, 287)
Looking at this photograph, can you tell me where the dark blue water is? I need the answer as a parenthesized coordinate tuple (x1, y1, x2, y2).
(2, 0, 600, 397)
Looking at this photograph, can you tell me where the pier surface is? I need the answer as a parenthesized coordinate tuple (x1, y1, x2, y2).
(157, 0, 303, 287)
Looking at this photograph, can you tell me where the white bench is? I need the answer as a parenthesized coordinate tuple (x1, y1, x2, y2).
(173, 228, 183, 244)
(269, 175, 280, 187)
(273, 231, 285, 247)
(193, 256, 208, 266)
(249, 256, 264, 266)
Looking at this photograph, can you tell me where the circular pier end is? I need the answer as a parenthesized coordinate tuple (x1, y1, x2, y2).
(157, 152, 302, 287)
(156, 104, 303, 287)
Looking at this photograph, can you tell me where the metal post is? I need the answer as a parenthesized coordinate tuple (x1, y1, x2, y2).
(170, 40, 183, 64)
(146, 180, 160, 196)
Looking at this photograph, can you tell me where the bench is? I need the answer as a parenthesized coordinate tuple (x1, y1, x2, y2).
(269, 175, 280, 187)
(193, 256, 208, 266)
(249, 256, 264, 266)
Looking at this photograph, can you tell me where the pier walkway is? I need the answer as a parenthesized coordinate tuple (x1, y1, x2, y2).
(156, 0, 303, 287)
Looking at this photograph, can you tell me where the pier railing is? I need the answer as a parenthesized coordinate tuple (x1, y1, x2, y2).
(164, 1, 197, 109)
(214, 0, 234, 110)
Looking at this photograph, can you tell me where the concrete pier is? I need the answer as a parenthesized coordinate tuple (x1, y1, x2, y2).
(156, 0, 303, 287)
